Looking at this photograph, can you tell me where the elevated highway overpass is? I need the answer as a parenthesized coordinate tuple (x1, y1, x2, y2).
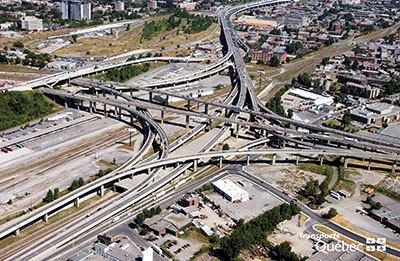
(0, 147, 398, 242)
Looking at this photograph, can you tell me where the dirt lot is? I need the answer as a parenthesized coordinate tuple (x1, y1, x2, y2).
(245, 164, 326, 195)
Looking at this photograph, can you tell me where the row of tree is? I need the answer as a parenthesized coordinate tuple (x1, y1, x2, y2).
(69, 178, 85, 192)
(134, 206, 162, 226)
(104, 63, 151, 82)
(43, 188, 60, 204)
(265, 84, 291, 117)
(218, 202, 301, 260)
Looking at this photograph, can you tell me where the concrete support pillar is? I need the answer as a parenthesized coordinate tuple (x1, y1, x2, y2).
(193, 159, 198, 171)
(161, 110, 165, 124)
(103, 104, 107, 117)
(93, 102, 97, 112)
(367, 158, 372, 171)
(99, 185, 105, 197)
(130, 88, 133, 97)
(392, 160, 397, 174)
(295, 155, 299, 166)
(74, 197, 80, 208)
(187, 100, 191, 110)
(219, 156, 223, 168)
(147, 168, 151, 175)
(344, 157, 349, 169)
(204, 104, 209, 114)
(15, 229, 20, 237)
(149, 91, 153, 102)
(130, 114, 134, 124)
(246, 154, 250, 166)
(235, 123, 240, 138)
(282, 139, 286, 148)
(64, 100, 68, 108)
(319, 156, 324, 166)
(272, 154, 277, 166)
(43, 213, 48, 223)
(225, 108, 229, 117)
(185, 115, 190, 129)
(89, 101, 93, 113)
(118, 108, 122, 119)
(165, 95, 169, 104)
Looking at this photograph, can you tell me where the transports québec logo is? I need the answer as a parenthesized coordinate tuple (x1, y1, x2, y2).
(299, 233, 387, 253)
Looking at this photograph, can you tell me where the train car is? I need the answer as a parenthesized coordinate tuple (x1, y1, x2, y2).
(4, 147, 12, 152)
(1, 148, 8, 153)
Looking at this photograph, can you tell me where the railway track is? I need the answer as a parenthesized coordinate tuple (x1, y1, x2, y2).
(0, 129, 133, 217)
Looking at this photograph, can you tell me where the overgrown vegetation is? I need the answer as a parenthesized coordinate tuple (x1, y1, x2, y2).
(298, 163, 334, 207)
(0, 91, 56, 131)
(364, 185, 400, 202)
(141, 9, 212, 41)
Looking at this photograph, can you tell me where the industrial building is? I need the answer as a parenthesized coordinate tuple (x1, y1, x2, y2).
(144, 210, 192, 236)
(350, 103, 400, 126)
(61, 0, 91, 21)
(212, 179, 250, 202)
(282, 87, 334, 112)
(370, 194, 400, 233)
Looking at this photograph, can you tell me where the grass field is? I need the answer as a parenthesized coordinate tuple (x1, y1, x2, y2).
(55, 18, 218, 58)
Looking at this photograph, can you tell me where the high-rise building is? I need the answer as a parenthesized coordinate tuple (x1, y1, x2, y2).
(148, 0, 157, 10)
(115, 1, 125, 11)
(60, 0, 91, 21)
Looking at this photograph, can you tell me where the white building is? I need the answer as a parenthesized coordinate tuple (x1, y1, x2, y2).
(213, 179, 249, 202)
(20, 16, 43, 31)
(141, 247, 153, 261)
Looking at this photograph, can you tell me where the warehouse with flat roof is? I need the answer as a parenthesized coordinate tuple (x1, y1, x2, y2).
(212, 179, 249, 202)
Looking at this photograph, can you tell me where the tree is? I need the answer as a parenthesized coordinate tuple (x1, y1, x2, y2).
(303, 180, 319, 197)
(43, 189, 54, 203)
(7, 199, 12, 205)
(78, 178, 84, 187)
(324, 37, 335, 46)
(222, 143, 230, 150)
(321, 57, 330, 66)
(13, 40, 24, 48)
(54, 188, 60, 199)
(351, 60, 359, 71)
(297, 72, 312, 87)
(269, 55, 280, 67)
(341, 110, 352, 130)
(72, 35, 77, 43)
(287, 109, 293, 119)
(323, 208, 338, 219)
